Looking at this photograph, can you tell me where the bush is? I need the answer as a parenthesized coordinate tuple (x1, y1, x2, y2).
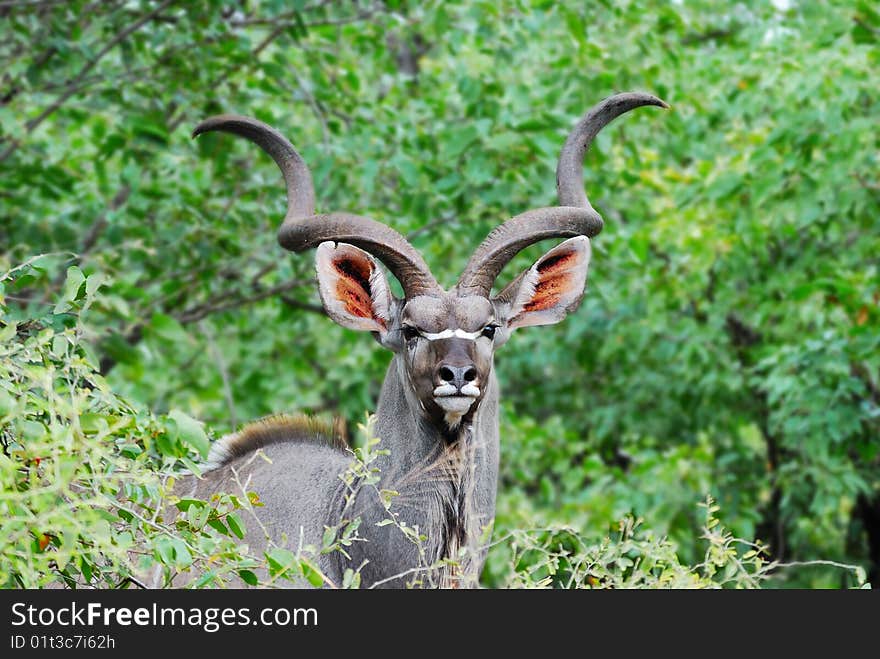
(1, 260, 868, 589)
(0, 261, 325, 588)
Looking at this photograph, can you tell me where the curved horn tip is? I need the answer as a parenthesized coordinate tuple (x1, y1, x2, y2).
(611, 91, 669, 110)
(191, 116, 227, 140)
(192, 116, 223, 140)
(190, 114, 255, 140)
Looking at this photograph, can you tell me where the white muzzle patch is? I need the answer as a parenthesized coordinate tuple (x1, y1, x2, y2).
(433, 384, 480, 429)
(434, 396, 474, 414)
(433, 384, 480, 399)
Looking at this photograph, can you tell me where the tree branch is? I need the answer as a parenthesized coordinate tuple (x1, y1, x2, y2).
(200, 320, 238, 429)
(83, 185, 132, 256)
(681, 25, 742, 45)
(723, 311, 788, 562)
(0, 0, 72, 8)
(99, 276, 311, 375)
(855, 173, 880, 198)
(228, 2, 378, 28)
(0, 0, 176, 162)
(279, 295, 325, 315)
(46, 185, 131, 294)
(854, 17, 880, 36)
(176, 277, 311, 325)
(406, 214, 455, 241)
(1, 0, 112, 105)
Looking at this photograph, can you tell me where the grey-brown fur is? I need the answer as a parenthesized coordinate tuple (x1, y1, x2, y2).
(185, 93, 667, 588)
(205, 414, 347, 470)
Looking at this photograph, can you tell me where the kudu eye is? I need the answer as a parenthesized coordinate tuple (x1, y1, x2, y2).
(402, 325, 420, 341)
(481, 324, 498, 340)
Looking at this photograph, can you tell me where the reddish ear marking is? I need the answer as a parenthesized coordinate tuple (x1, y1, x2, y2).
(504, 236, 589, 330)
(522, 275, 571, 312)
(522, 251, 579, 312)
(336, 278, 373, 319)
(334, 257, 372, 286)
(333, 257, 385, 326)
(537, 251, 577, 275)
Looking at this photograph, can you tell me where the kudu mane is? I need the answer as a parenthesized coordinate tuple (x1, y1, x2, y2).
(205, 414, 348, 471)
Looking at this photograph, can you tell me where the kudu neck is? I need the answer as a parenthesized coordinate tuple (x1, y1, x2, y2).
(351, 354, 501, 587)
(372, 355, 499, 480)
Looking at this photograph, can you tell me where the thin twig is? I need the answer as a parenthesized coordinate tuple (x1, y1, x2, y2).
(0, 0, 176, 162)
(279, 295, 325, 315)
(177, 277, 311, 324)
(229, 3, 377, 28)
(407, 214, 455, 241)
(776, 559, 867, 574)
(367, 563, 442, 589)
(0, 0, 72, 9)
(855, 173, 880, 193)
(167, 3, 383, 133)
(200, 320, 238, 429)
(166, 17, 287, 133)
(1, 251, 77, 281)
(854, 17, 880, 36)
(288, 70, 330, 151)
(114, 575, 148, 589)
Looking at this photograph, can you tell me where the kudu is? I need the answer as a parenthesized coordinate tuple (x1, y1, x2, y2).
(181, 92, 667, 588)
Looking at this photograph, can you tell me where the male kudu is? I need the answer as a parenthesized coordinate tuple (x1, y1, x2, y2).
(183, 92, 667, 588)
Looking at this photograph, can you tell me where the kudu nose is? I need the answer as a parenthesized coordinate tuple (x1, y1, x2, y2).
(437, 364, 478, 390)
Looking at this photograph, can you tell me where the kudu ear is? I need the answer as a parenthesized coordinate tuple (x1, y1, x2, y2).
(315, 241, 393, 335)
(498, 236, 591, 330)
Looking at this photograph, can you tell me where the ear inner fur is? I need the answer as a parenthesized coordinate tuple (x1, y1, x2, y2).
(507, 236, 590, 328)
(523, 250, 579, 312)
(316, 242, 390, 332)
(334, 256, 378, 322)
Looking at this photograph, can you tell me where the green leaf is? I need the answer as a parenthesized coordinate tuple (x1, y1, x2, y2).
(238, 569, 259, 586)
(206, 518, 228, 535)
(441, 125, 479, 160)
(175, 499, 203, 512)
(0, 389, 14, 416)
(322, 526, 336, 548)
(79, 413, 109, 434)
(149, 313, 188, 343)
(54, 266, 86, 314)
(154, 536, 174, 565)
(0, 322, 16, 343)
(266, 548, 298, 578)
(194, 571, 218, 588)
(180, 456, 203, 478)
(85, 272, 106, 298)
(301, 559, 324, 587)
(168, 409, 209, 458)
(227, 512, 245, 539)
(171, 538, 192, 568)
(342, 568, 360, 589)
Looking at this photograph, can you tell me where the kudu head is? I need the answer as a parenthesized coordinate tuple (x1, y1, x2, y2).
(194, 93, 667, 431)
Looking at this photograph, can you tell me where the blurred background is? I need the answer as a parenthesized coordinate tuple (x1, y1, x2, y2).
(1, 0, 877, 587)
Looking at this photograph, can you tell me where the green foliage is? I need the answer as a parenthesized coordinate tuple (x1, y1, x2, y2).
(493, 498, 867, 589)
(1, 0, 878, 588)
(0, 263, 331, 588)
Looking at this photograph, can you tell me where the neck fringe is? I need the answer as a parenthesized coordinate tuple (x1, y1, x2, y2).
(205, 413, 347, 471)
